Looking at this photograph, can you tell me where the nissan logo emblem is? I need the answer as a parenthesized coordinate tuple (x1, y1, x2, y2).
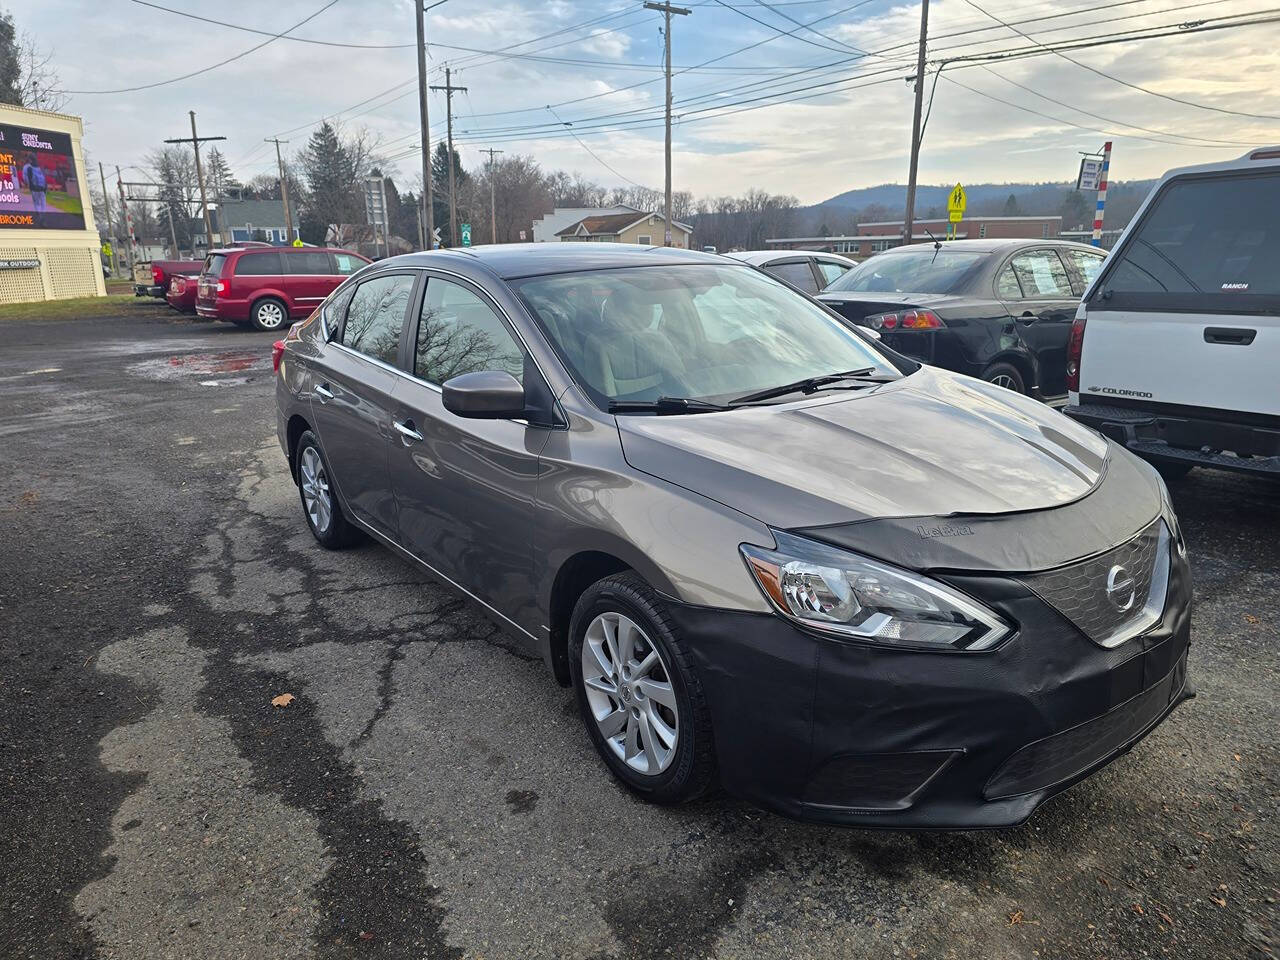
(1106, 565, 1136, 612)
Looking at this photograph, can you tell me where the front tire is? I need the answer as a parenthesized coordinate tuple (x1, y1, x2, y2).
(294, 431, 361, 548)
(569, 572, 716, 804)
(250, 297, 288, 332)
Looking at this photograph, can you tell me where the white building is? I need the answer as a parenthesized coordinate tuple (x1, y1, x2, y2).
(531, 205, 639, 243)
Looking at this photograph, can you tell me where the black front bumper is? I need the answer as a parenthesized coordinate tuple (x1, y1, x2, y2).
(134, 283, 164, 298)
(1065, 401, 1280, 477)
(667, 544, 1193, 829)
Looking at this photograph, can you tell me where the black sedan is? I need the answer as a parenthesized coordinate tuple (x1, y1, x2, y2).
(817, 239, 1106, 402)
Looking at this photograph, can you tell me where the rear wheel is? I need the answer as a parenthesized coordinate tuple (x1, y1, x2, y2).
(983, 361, 1026, 394)
(250, 297, 288, 332)
(569, 572, 716, 804)
(295, 431, 360, 548)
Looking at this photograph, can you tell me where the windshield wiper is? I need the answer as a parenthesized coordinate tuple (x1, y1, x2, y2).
(728, 368, 887, 406)
(608, 396, 730, 415)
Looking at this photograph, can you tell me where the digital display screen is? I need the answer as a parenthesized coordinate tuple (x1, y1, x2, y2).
(0, 123, 86, 230)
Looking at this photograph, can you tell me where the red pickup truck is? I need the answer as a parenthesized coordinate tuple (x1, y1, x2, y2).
(165, 273, 199, 313)
(134, 259, 202, 300)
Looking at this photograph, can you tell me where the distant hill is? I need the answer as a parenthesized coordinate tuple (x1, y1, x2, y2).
(795, 179, 1160, 236)
(816, 180, 1157, 211)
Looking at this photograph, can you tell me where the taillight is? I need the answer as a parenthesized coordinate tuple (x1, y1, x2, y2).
(216, 280, 227, 296)
(272, 340, 286, 374)
(1066, 315, 1087, 392)
(864, 310, 943, 330)
(152, 266, 163, 285)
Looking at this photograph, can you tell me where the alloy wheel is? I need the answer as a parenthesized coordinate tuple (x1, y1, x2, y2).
(299, 446, 332, 534)
(581, 611, 679, 775)
(257, 302, 285, 329)
(989, 373, 1019, 391)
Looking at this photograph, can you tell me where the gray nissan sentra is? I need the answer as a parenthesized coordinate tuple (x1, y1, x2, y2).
(274, 243, 1193, 828)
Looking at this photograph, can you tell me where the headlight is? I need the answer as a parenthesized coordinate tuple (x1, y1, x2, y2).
(741, 531, 1012, 651)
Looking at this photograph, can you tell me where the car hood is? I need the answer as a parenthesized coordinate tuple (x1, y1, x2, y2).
(616, 366, 1110, 530)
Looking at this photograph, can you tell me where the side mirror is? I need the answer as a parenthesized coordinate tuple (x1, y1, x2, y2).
(442, 370, 527, 419)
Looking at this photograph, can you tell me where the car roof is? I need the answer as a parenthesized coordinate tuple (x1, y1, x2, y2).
(207, 246, 356, 256)
(725, 250, 856, 266)
(871, 238, 1103, 255)
(375, 242, 729, 280)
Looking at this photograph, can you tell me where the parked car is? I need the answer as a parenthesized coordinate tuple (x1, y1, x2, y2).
(274, 243, 1191, 828)
(817, 239, 1106, 403)
(726, 249, 858, 293)
(132, 258, 202, 299)
(165, 273, 199, 313)
(1064, 147, 1280, 478)
(196, 246, 369, 331)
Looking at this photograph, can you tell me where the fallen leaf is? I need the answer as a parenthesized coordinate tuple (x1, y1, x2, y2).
(359, 931, 375, 941)
(1131, 904, 1145, 916)
(1007, 911, 1038, 926)
(1234, 754, 1242, 762)
(1211, 896, 1227, 908)
(1099, 876, 1111, 888)
(271, 693, 295, 708)
(1244, 614, 1259, 624)
(1158, 911, 1175, 926)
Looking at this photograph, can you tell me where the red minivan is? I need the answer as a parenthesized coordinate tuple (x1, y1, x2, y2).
(195, 247, 370, 331)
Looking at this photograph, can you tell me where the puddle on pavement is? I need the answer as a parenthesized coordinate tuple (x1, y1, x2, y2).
(127, 349, 270, 384)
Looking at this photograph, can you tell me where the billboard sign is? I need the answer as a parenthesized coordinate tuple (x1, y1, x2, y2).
(1077, 156, 1104, 192)
(0, 122, 86, 230)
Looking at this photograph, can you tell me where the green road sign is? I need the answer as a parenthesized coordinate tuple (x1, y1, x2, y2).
(461, 223, 472, 247)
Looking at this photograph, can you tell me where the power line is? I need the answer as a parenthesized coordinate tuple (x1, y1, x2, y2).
(546, 106, 647, 186)
(955, 0, 1280, 121)
(64, 0, 342, 94)
(127, 0, 412, 48)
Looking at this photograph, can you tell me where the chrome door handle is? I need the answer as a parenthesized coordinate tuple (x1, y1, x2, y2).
(393, 419, 424, 442)
(314, 384, 334, 401)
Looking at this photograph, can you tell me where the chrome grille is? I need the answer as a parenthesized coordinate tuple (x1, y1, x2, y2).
(1020, 519, 1169, 648)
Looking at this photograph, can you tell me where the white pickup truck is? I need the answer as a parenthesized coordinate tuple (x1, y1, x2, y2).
(1064, 148, 1280, 478)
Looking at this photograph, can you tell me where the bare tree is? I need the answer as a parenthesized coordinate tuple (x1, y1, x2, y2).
(17, 32, 65, 111)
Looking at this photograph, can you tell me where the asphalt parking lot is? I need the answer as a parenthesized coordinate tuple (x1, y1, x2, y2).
(1, 303, 1276, 960)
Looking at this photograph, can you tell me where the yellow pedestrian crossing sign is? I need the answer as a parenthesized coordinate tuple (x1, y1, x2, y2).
(947, 183, 966, 215)
(292, 238, 304, 248)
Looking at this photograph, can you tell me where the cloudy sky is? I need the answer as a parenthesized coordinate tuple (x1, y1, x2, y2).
(22, 0, 1280, 204)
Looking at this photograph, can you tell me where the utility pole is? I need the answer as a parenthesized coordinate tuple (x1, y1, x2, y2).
(416, 0, 439, 250)
(165, 112, 224, 254)
(114, 167, 136, 274)
(644, 1, 690, 246)
(265, 137, 294, 243)
(902, 0, 929, 248)
(480, 147, 503, 243)
(98, 161, 119, 276)
(430, 66, 467, 246)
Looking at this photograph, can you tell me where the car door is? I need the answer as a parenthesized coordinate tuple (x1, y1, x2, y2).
(308, 270, 420, 541)
(998, 248, 1078, 397)
(389, 273, 551, 630)
(285, 250, 337, 316)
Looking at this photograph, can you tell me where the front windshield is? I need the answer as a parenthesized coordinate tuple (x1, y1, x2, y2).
(512, 264, 899, 408)
(825, 249, 984, 295)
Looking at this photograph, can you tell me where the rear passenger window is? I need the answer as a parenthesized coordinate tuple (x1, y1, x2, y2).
(233, 251, 283, 276)
(816, 261, 850, 287)
(1101, 172, 1280, 297)
(765, 261, 819, 294)
(1010, 250, 1072, 297)
(333, 253, 363, 275)
(340, 274, 415, 366)
(1065, 249, 1105, 293)
(415, 278, 524, 385)
(996, 264, 1023, 299)
(287, 251, 333, 275)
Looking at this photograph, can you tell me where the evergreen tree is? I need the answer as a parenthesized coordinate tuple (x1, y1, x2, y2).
(204, 148, 237, 198)
(298, 122, 362, 243)
(1002, 193, 1022, 216)
(431, 141, 468, 241)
